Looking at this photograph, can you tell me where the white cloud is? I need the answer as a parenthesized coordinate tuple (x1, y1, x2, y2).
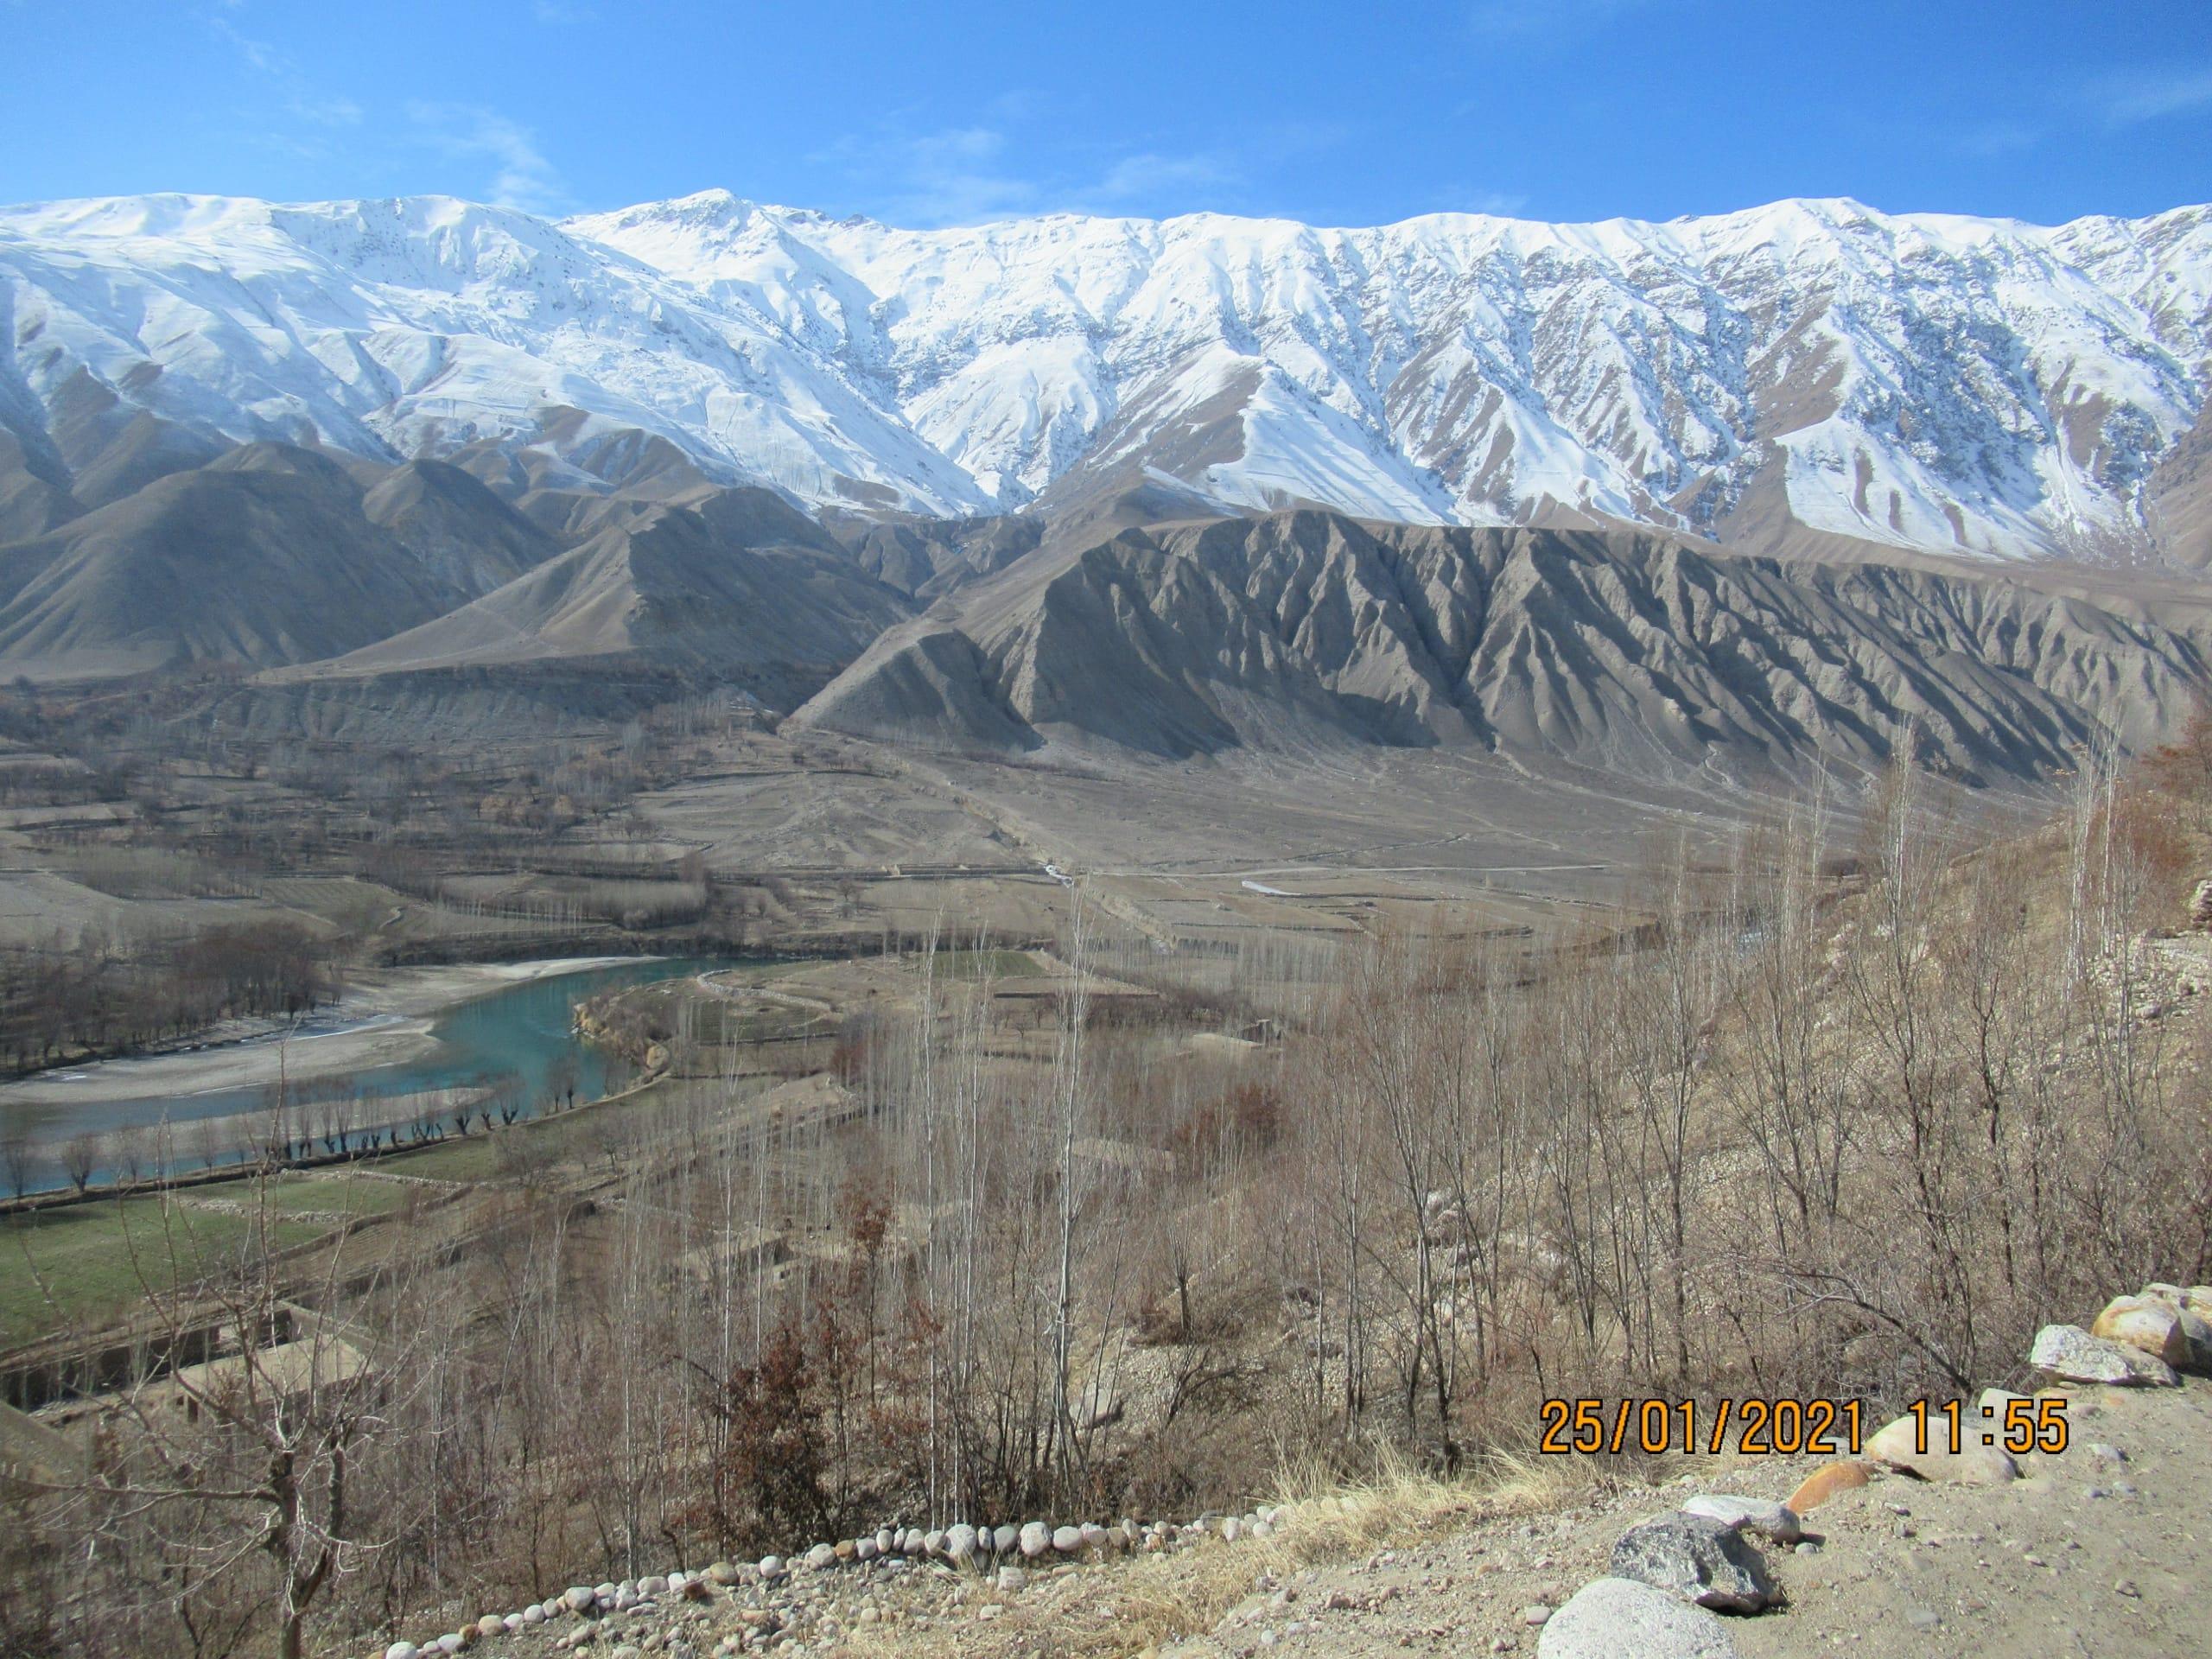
(1953, 122, 2037, 160)
(817, 118, 1258, 226)
(2092, 68, 2212, 125)
(814, 125, 1041, 225)
(408, 103, 569, 214)
(288, 94, 363, 128)
(1091, 152, 1239, 206)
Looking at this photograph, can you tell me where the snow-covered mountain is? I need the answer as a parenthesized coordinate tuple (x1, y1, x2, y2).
(3, 189, 2209, 562)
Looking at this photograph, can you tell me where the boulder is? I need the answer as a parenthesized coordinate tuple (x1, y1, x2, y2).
(2144, 1282, 2212, 1321)
(997, 1565, 1027, 1592)
(1679, 1496, 1802, 1544)
(476, 1614, 505, 1637)
(2092, 1296, 2195, 1368)
(993, 1523, 1020, 1556)
(2031, 1324, 2180, 1387)
(876, 1528, 896, 1555)
(752, 1557, 779, 1581)
(563, 1586, 596, 1614)
(1537, 1577, 1742, 1659)
(385, 1645, 419, 1659)
(1865, 1414, 2019, 1484)
(1019, 1521, 1052, 1559)
(1052, 1524, 1084, 1554)
(2138, 1287, 2212, 1372)
(1783, 1460, 1870, 1515)
(1609, 1513, 1777, 1611)
(804, 1544, 836, 1571)
(944, 1524, 979, 1564)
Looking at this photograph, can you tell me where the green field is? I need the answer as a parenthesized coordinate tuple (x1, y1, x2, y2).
(0, 1195, 327, 1348)
(929, 948, 1042, 980)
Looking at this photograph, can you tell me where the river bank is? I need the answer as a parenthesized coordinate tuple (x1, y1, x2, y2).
(0, 957, 643, 1116)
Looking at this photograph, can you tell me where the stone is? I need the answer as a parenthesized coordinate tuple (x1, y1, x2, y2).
(993, 1523, 1020, 1556)
(1609, 1514, 1777, 1612)
(477, 1613, 505, 1637)
(1052, 1524, 1084, 1554)
(2092, 1296, 2195, 1368)
(563, 1587, 597, 1614)
(2031, 1324, 2180, 1387)
(1019, 1521, 1052, 1558)
(1222, 1516, 1243, 1543)
(385, 1645, 420, 1659)
(1783, 1460, 1871, 1515)
(998, 1565, 1027, 1592)
(1678, 1496, 1801, 1544)
(1978, 1387, 2029, 1422)
(1536, 1578, 1742, 1659)
(1081, 1522, 1110, 1550)
(855, 1536, 879, 1561)
(833, 1538, 858, 1562)
(876, 1528, 896, 1555)
(2139, 1287, 2212, 1372)
(1865, 1414, 2018, 1484)
(805, 1544, 836, 1571)
(1522, 1604, 1554, 1625)
(523, 1607, 546, 1628)
(753, 1556, 779, 1580)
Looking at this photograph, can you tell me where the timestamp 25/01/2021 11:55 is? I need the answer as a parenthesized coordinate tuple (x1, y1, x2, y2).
(1536, 1395, 2071, 1458)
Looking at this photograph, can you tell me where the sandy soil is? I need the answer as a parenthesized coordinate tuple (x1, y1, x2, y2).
(1139, 1379, 2212, 1659)
(0, 956, 637, 1111)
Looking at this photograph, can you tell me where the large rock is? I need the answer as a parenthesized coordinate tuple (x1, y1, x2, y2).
(2144, 1282, 2212, 1321)
(1679, 1495, 1801, 1543)
(2092, 1296, 2194, 1368)
(944, 1524, 978, 1564)
(1537, 1577, 1743, 1658)
(1052, 1524, 1084, 1554)
(1609, 1514, 1777, 1612)
(2139, 1286, 2212, 1372)
(2031, 1324, 2180, 1387)
(1018, 1521, 1052, 1559)
(1865, 1414, 2019, 1484)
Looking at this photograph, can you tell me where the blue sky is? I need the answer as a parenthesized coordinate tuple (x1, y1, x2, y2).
(3, 0, 2208, 226)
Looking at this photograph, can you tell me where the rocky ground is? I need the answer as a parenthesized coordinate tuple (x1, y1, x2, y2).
(367, 1306, 2212, 1659)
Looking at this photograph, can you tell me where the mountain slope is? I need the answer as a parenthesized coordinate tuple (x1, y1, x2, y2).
(791, 512, 2212, 784)
(0, 442, 466, 678)
(2, 192, 2207, 563)
(295, 487, 912, 710)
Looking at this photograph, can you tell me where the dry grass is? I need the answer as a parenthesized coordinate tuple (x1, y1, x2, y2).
(851, 1446, 1590, 1659)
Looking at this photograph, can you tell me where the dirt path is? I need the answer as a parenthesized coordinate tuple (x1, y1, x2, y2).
(1132, 1380, 2211, 1659)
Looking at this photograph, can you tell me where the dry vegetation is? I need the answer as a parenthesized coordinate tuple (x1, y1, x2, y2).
(1, 690, 2210, 1656)
(0, 654, 2202, 1654)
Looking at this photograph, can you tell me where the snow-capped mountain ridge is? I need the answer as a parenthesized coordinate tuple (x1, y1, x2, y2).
(3, 189, 2208, 561)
